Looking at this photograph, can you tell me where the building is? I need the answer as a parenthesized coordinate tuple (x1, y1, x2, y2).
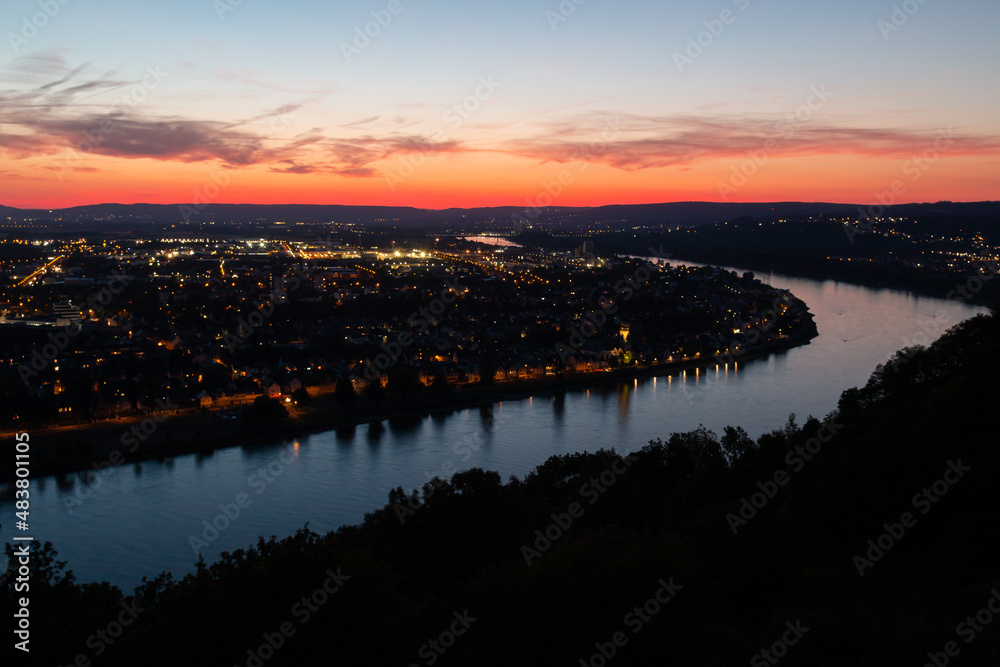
(53, 300, 82, 322)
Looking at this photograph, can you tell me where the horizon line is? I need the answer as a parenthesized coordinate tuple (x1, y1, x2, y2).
(3, 199, 997, 213)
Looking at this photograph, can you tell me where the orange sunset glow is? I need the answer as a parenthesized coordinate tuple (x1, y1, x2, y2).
(2, 0, 998, 210)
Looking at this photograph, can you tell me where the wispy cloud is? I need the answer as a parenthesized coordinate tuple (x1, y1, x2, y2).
(4, 55, 998, 182)
(505, 112, 1000, 170)
(210, 66, 337, 96)
(0, 55, 468, 178)
(339, 115, 380, 128)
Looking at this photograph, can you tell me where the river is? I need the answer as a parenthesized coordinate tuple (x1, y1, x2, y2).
(1, 264, 988, 590)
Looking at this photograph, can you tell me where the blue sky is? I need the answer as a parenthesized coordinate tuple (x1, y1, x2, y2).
(2, 0, 998, 207)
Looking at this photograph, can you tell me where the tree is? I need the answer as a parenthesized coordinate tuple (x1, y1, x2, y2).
(387, 367, 420, 395)
(451, 468, 502, 494)
(245, 396, 288, 420)
(365, 381, 386, 404)
(478, 361, 497, 385)
(431, 375, 453, 397)
(721, 425, 755, 466)
(335, 377, 357, 405)
(664, 426, 725, 475)
(291, 386, 311, 406)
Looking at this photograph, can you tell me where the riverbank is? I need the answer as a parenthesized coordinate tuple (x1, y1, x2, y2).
(658, 252, 999, 308)
(0, 327, 817, 482)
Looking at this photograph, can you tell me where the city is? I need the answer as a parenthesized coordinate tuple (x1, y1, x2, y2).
(0, 225, 816, 476)
(2, 0, 999, 664)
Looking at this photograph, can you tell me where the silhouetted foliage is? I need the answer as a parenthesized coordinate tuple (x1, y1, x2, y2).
(431, 374, 453, 397)
(243, 395, 288, 421)
(334, 377, 357, 405)
(291, 386, 311, 406)
(387, 367, 421, 395)
(6, 312, 1000, 665)
(364, 380, 386, 404)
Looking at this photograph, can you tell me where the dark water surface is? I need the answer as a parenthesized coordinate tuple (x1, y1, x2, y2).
(2, 265, 987, 589)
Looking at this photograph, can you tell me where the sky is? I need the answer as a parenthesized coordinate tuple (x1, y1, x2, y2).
(1, 0, 998, 209)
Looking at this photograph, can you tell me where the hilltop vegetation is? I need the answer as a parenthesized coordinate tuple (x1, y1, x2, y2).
(4, 312, 1000, 666)
(519, 213, 1000, 305)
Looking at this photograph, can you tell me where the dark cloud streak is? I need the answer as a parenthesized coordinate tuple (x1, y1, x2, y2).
(5, 57, 997, 180)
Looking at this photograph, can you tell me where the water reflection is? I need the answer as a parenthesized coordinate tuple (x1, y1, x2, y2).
(388, 414, 423, 436)
(552, 392, 566, 424)
(7, 268, 989, 590)
(617, 383, 632, 422)
(241, 444, 284, 464)
(479, 404, 495, 431)
(367, 420, 385, 445)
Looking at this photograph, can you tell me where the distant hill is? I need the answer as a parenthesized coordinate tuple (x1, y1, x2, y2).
(2, 201, 997, 231)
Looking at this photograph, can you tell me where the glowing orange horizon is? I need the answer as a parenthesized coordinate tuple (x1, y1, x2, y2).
(4, 152, 997, 211)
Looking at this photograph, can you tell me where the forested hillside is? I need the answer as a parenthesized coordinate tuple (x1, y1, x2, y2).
(5, 312, 999, 666)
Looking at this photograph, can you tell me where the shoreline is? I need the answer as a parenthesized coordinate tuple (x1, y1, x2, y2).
(660, 253, 998, 308)
(0, 328, 817, 482)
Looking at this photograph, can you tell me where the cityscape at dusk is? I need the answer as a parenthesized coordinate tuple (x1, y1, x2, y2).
(2, 1, 1000, 665)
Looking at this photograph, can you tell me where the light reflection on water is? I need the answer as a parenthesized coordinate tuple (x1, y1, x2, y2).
(1, 266, 987, 589)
